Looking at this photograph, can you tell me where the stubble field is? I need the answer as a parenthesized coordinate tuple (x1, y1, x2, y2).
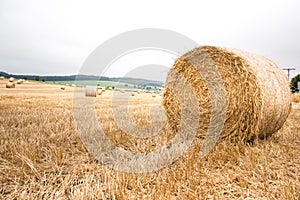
(0, 80, 299, 199)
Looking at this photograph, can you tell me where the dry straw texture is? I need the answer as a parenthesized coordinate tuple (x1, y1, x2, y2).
(0, 83, 299, 199)
(162, 46, 291, 142)
(8, 77, 14, 82)
(85, 86, 98, 97)
(6, 82, 15, 88)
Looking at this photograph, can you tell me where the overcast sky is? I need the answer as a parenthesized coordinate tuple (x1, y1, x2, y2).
(0, 0, 299, 80)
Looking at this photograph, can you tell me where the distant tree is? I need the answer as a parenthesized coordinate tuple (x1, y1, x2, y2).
(35, 76, 40, 81)
(111, 86, 115, 90)
(42, 79, 45, 82)
(291, 74, 300, 93)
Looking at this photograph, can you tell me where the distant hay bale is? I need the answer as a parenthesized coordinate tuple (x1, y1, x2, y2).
(152, 94, 156, 98)
(85, 86, 98, 97)
(9, 77, 14, 82)
(131, 92, 135, 96)
(71, 84, 76, 87)
(0, 76, 4, 80)
(6, 82, 15, 88)
(17, 79, 24, 84)
(97, 90, 103, 95)
(292, 93, 300, 103)
(60, 86, 65, 90)
(162, 46, 291, 142)
(97, 87, 106, 93)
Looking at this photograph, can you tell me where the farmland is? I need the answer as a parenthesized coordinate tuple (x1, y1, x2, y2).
(0, 79, 299, 199)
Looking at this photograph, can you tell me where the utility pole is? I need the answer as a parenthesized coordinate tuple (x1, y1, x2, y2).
(283, 68, 296, 80)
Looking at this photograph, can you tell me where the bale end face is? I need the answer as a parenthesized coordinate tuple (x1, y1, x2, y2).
(85, 86, 98, 97)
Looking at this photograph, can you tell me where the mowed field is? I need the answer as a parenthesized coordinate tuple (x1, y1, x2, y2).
(0, 79, 299, 199)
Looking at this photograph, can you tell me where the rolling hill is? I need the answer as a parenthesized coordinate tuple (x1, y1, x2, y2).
(0, 71, 163, 87)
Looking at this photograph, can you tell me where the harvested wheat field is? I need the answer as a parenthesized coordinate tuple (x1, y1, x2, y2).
(0, 79, 299, 199)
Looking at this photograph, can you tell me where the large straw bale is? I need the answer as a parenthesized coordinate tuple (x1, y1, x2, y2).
(162, 46, 291, 142)
(9, 77, 14, 82)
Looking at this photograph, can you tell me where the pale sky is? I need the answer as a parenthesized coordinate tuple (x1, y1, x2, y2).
(0, 0, 299, 80)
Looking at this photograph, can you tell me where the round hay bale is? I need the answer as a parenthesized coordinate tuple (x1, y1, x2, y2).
(131, 92, 135, 96)
(85, 86, 98, 97)
(6, 82, 15, 88)
(152, 94, 156, 98)
(162, 46, 291, 142)
(97, 87, 106, 93)
(60, 86, 65, 90)
(17, 79, 24, 84)
(9, 77, 14, 82)
(292, 93, 300, 103)
(0, 76, 4, 80)
(97, 90, 103, 95)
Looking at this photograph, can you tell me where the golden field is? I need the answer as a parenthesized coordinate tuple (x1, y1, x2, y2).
(0, 80, 299, 199)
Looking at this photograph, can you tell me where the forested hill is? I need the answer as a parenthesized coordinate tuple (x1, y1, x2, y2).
(0, 71, 163, 87)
